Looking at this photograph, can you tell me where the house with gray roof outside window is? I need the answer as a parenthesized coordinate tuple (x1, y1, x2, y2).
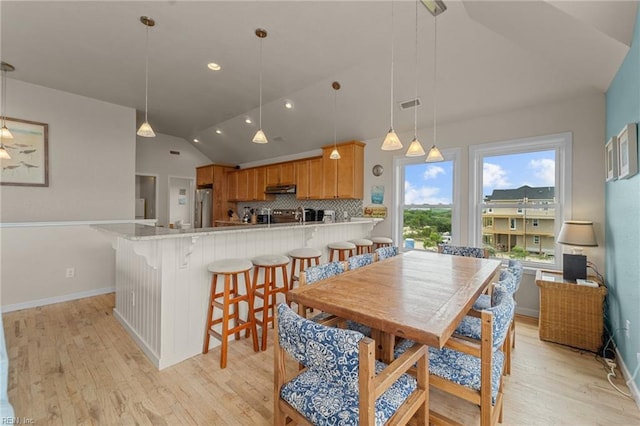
(483, 185, 556, 261)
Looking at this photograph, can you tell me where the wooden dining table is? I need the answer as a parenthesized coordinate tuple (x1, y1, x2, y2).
(286, 250, 502, 361)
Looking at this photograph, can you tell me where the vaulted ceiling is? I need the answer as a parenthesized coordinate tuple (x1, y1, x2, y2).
(1, 1, 636, 164)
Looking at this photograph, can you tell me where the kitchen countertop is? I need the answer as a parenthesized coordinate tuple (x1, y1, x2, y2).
(93, 218, 382, 241)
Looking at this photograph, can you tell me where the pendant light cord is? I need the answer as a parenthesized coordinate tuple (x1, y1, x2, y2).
(414, 0, 419, 139)
(433, 15, 438, 146)
(258, 36, 263, 130)
(144, 24, 150, 122)
(334, 87, 337, 148)
(390, 1, 395, 130)
(1, 68, 6, 128)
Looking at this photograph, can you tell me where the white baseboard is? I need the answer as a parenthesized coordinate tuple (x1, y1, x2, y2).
(113, 308, 161, 369)
(615, 347, 640, 410)
(516, 306, 539, 318)
(1, 287, 115, 313)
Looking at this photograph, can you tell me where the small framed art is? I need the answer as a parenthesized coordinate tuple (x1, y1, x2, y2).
(617, 123, 638, 180)
(0, 117, 49, 187)
(605, 136, 617, 181)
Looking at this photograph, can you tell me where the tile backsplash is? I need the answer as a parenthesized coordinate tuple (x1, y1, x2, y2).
(238, 194, 363, 218)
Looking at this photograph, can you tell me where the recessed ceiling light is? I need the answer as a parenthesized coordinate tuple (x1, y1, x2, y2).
(193, 138, 199, 143)
(284, 100, 294, 109)
(215, 129, 222, 134)
(207, 62, 221, 71)
(245, 118, 252, 124)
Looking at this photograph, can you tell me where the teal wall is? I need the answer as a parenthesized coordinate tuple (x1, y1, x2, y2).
(605, 9, 640, 391)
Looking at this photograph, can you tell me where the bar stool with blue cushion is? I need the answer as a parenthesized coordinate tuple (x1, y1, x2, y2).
(251, 254, 290, 351)
(394, 285, 515, 426)
(375, 245, 399, 260)
(274, 303, 428, 426)
(371, 236, 393, 250)
(350, 238, 373, 255)
(203, 258, 259, 368)
(328, 241, 356, 261)
(287, 247, 322, 292)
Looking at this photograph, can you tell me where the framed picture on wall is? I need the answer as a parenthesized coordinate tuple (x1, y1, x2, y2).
(0, 117, 49, 187)
(617, 123, 638, 180)
(605, 136, 617, 182)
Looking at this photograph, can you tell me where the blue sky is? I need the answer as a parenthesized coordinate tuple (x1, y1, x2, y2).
(404, 150, 555, 204)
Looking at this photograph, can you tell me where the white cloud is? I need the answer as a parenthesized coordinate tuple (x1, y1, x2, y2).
(404, 181, 450, 205)
(423, 165, 445, 180)
(483, 163, 510, 188)
(529, 158, 555, 186)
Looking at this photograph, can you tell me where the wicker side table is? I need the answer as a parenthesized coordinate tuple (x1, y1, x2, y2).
(536, 269, 606, 352)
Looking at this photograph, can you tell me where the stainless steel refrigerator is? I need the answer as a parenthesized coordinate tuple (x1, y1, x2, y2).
(194, 188, 212, 228)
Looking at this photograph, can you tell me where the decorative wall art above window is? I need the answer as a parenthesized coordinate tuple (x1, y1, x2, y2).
(0, 117, 49, 187)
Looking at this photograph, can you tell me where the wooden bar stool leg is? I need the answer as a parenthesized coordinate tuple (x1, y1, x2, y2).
(203, 273, 217, 354)
(220, 274, 231, 369)
(245, 270, 259, 352)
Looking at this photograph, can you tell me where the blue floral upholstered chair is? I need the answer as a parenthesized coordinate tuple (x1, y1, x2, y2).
(438, 244, 489, 258)
(394, 285, 515, 426)
(274, 304, 428, 426)
(375, 246, 399, 261)
(346, 253, 376, 270)
(300, 260, 371, 336)
(471, 260, 523, 374)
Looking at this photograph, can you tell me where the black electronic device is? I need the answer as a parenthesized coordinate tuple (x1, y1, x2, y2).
(563, 253, 587, 281)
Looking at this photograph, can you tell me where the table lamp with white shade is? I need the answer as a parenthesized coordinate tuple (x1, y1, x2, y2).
(557, 220, 598, 281)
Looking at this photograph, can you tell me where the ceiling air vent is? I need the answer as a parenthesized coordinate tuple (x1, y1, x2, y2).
(400, 98, 421, 110)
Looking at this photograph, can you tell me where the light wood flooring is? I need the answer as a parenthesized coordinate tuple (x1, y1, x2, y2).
(3, 293, 640, 425)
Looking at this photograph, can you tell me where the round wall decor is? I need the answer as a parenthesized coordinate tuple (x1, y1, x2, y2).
(372, 164, 384, 176)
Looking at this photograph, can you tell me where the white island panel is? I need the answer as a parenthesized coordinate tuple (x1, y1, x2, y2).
(96, 219, 381, 369)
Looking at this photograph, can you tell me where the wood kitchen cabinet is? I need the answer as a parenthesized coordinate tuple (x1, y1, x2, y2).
(322, 141, 365, 199)
(266, 162, 295, 186)
(295, 157, 323, 200)
(227, 167, 273, 202)
(212, 165, 237, 224)
(196, 165, 214, 187)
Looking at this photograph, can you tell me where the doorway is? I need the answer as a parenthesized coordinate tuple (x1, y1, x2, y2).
(135, 174, 158, 220)
(168, 176, 195, 228)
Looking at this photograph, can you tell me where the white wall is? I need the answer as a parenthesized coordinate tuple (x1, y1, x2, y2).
(0, 79, 136, 309)
(364, 92, 606, 317)
(136, 134, 210, 227)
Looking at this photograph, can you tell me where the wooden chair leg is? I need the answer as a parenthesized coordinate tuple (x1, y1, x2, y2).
(220, 274, 231, 369)
(202, 273, 217, 354)
(245, 270, 259, 352)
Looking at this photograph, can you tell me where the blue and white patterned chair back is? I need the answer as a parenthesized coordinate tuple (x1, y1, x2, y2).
(507, 259, 524, 291)
(439, 244, 488, 258)
(277, 304, 364, 386)
(375, 246, 399, 260)
(303, 261, 346, 284)
(488, 284, 516, 350)
(347, 253, 376, 270)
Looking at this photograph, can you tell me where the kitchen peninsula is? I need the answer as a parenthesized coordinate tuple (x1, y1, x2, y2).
(94, 218, 381, 369)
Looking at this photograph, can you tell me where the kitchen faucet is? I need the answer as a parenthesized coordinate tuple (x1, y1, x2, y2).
(296, 206, 305, 224)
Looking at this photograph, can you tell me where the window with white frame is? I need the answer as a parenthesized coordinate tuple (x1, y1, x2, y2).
(394, 149, 460, 251)
(469, 132, 572, 267)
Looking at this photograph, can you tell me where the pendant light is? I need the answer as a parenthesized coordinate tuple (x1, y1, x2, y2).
(137, 16, 156, 138)
(0, 62, 14, 160)
(406, 0, 426, 157)
(330, 81, 341, 160)
(252, 28, 268, 144)
(426, 8, 444, 163)
(381, 1, 402, 151)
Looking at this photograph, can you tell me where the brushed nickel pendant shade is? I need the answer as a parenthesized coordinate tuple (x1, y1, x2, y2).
(252, 28, 268, 144)
(137, 16, 156, 138)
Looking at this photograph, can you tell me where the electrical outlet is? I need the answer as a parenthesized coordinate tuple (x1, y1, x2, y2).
(65, 267, 75, 278)
(625, 320, 631, 338)
(131, 291, 135, 307)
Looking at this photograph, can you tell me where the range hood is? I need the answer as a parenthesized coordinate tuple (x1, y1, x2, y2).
(265, 184, 296, 194)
